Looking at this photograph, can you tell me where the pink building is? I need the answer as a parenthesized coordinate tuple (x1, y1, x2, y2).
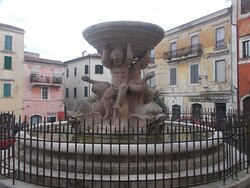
(22, 52, 65, 124)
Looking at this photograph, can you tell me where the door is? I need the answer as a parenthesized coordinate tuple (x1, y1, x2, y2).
(172, 105, 181, 120)
(243, 97, 250, 114)
(192, 103, 202, 119)
(215, 103, 226, 119)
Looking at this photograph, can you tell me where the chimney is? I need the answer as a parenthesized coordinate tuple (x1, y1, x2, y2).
(82, 50, 87, 57)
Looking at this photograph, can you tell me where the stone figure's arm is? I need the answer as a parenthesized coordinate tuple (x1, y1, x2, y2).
(125, 42, 133, 66)
(137, 50, 150, 69)
(81, 75, 98, 84)
(101, 44, 112, 69)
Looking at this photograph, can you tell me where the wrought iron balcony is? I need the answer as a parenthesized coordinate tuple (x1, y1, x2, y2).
(163, 44, 203, 62)
(215, 39, 226, 50)
(52, 76, 62, 84)
(30, 73, 62, 86)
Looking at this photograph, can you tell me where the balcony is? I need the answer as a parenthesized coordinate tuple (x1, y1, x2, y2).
(215, 39, 226, 50)
(163, 44, 203, 63)
(30, 73, 62, 87)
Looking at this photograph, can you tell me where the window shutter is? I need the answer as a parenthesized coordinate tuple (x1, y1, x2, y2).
(191, 65, 195, 83)
(170, 68, 176, 85)
(215, 60, 226, 82)
(85, 65, 89, 74)
(4, 56, 12, 69)
(242, 0, 246, 14)
(4, 35, 12, 51)
(3, 84, 11, 97)
(190, 64, 198, 84)
(246, 0, 250, 12)
(243, 41, 247, 58)
(84, 86, 88, 97)
(95, 65, 103, 74)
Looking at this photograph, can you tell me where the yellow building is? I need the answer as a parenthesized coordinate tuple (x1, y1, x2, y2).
(0, 23, 25, 116)
(148, 8, 237, 117)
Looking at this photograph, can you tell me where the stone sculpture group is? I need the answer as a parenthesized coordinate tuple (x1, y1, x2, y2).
(68, 21, 166, 128)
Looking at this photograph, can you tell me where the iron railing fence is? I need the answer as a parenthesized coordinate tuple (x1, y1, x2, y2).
(163, 44, 202, 61)
(0, 111, 249, 188)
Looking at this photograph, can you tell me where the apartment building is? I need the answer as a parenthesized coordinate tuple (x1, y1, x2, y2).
(232, 0, 250, 113)
(64, 53, 111, 110)
(23, 52, 65, 124)
(0, 23, 25, 117)
(150, 8, 237, 118)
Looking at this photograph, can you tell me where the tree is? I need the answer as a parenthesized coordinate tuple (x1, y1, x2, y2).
(153, 90, 169, 114)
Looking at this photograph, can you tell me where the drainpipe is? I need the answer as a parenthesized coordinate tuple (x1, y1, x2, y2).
(236, 2, 240, 113)
(88, 55, 91, 97)
(231, 1, 239, 113)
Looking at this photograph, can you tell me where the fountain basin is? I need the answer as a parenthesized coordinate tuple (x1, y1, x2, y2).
(83, 21, 165, 58)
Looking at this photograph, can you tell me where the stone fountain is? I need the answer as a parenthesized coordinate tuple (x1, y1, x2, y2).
(9, 21, 240, 188)
(69, 21, 166, 129)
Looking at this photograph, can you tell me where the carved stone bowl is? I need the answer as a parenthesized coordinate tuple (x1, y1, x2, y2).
(83, 21, 165, 58)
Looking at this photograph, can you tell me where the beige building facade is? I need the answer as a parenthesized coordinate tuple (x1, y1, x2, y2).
(0, 23, 25, 116)
(150, 8, 237, 117)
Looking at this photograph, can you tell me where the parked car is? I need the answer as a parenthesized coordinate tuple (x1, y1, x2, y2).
(175, 117, 195, 124)
(0, 133, 16, 149)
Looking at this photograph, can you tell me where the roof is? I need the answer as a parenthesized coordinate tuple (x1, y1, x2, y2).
(64, 53, 101, 64)
(0, 23, 25, 33)
(24, 56, 66, 66)
(165, 7, 231, 36)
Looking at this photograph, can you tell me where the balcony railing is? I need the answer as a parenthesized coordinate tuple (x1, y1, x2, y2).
(215, 39, 226, 50)
(163, 44, 203, 62)
(30, 73, 62, 86)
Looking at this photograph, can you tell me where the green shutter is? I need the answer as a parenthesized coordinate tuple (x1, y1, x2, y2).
(3, 84, 11, 97)
(4, 35, 12, 51)
(4, 56, 12, 70)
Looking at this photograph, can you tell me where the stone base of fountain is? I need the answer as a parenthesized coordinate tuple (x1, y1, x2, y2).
(9, 122, 244, 188)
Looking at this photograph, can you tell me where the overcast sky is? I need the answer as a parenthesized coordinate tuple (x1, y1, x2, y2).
(0, 0, 231, 61)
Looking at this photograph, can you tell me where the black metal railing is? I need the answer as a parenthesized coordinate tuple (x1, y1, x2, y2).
(215, 39, 226, 50)
(0, 110, 249, 188)
(30, 73, 62, 85)
(163, 44, 202, 61)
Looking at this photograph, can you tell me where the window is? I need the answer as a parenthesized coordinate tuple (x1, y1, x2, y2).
(4, 35, 12, 51)
(243, 40, 250, 58)
(170, 42, 177, 58)
(191, 35, 199, 53)
(74, 67, 77, 76)
(85, 65, 89, 75)
(66, 69, 69, 77)
(95, 65, 103, 74)
(3, 83, 11, 97)
(215, 103, 226, 120)
(215, 60, 226, 82)
(172, 105, 181, 121)
(150, 49, 155, 63)
(192, 103, 202, 119)
(41, 87, 49, 99)
(4, 56, 12, 70)
(66, 88, 69, 98)
(84, 86, 88, 97)
(30, 115, 42, 125)
(190, 64, 199, 84)
(241, 0, 250, 14)
(170, 67, 177, 86)
(215, 27, 225, 49)
(47, 116, 56, 123)
(147, 72, 155, 87)
(74, 87, 77, 98)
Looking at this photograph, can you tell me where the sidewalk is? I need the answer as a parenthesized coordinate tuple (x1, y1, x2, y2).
(0, 172, 249, 188)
